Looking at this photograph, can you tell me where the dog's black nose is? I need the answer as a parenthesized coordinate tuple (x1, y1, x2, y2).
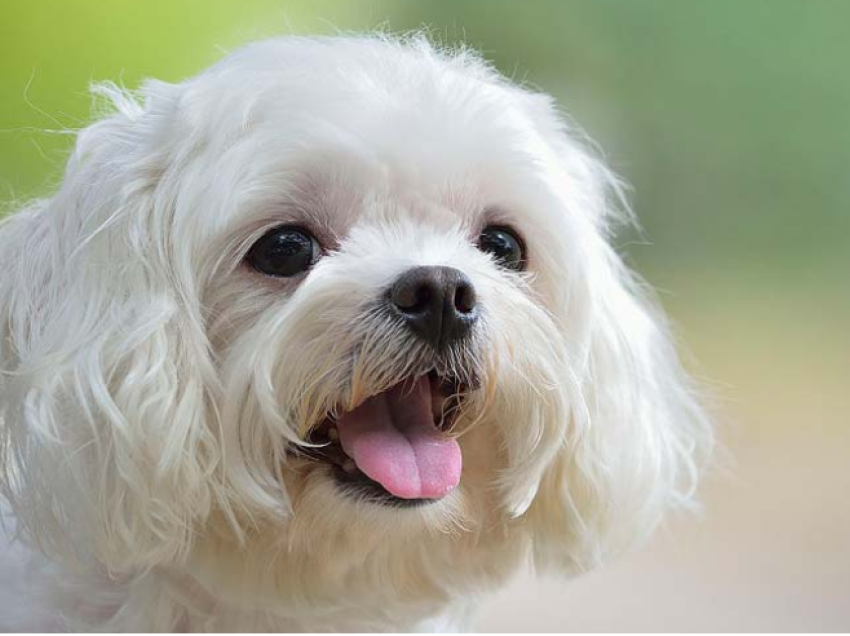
(389, 266, 478, 352)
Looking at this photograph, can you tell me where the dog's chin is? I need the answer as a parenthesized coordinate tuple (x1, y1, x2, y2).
(292, 368, 476, 509)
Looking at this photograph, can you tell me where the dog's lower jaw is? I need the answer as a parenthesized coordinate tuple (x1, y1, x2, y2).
(71, 571, 478, 632)
(165, 514, 525, 632)
(20, 558, 503, 632)
(2, 552, 476, 632)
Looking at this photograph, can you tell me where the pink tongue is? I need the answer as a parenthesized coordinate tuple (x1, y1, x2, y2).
(335, 376, 462, 499)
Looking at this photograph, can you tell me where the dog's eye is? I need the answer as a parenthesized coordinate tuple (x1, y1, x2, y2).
(477, 226, 525, 271)
(246, 226, 319, 277)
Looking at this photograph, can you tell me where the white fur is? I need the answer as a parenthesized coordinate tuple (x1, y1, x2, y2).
(0, 34, 712, 632)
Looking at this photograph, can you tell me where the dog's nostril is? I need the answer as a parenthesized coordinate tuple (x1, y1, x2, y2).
(389, 266, 478, 351)
(393, 281, 433, 315)
(454, 281, 476, 314)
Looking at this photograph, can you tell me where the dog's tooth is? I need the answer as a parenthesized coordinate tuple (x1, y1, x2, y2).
(328, 428, 339, 441)
(342, 459, 356, 473)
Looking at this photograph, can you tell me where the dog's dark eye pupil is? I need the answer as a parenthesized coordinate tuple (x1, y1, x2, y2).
(478, 226, 525, 271)
(246, 227, 318, 277)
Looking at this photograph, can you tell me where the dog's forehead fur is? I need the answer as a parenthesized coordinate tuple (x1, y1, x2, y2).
(173, 41, 542, 209)
(190, 36, 535, 154)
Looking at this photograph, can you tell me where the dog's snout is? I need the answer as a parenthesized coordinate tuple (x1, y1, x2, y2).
(389, 266, 478, 352)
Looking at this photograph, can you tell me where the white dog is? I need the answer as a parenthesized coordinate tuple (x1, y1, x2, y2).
(0, 35, 712, 632)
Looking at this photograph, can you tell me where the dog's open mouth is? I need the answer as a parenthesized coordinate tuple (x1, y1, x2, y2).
(304, 370, 470, 506)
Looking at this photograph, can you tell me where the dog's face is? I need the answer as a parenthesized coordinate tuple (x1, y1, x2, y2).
(0, 36, 710, 618)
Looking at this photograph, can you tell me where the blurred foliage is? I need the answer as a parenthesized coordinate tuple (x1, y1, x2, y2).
(1, 0, 848, 289)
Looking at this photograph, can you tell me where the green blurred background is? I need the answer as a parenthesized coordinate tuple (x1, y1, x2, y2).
(2, 1, 848, 631)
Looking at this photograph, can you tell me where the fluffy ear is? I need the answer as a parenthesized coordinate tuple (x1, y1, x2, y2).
(520, 94, 713, 573)
(0, 84, 222, 571)
(527, 255, 714, 572)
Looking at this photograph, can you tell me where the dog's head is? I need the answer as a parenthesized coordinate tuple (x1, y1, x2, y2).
(0, 35, 711, 610)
